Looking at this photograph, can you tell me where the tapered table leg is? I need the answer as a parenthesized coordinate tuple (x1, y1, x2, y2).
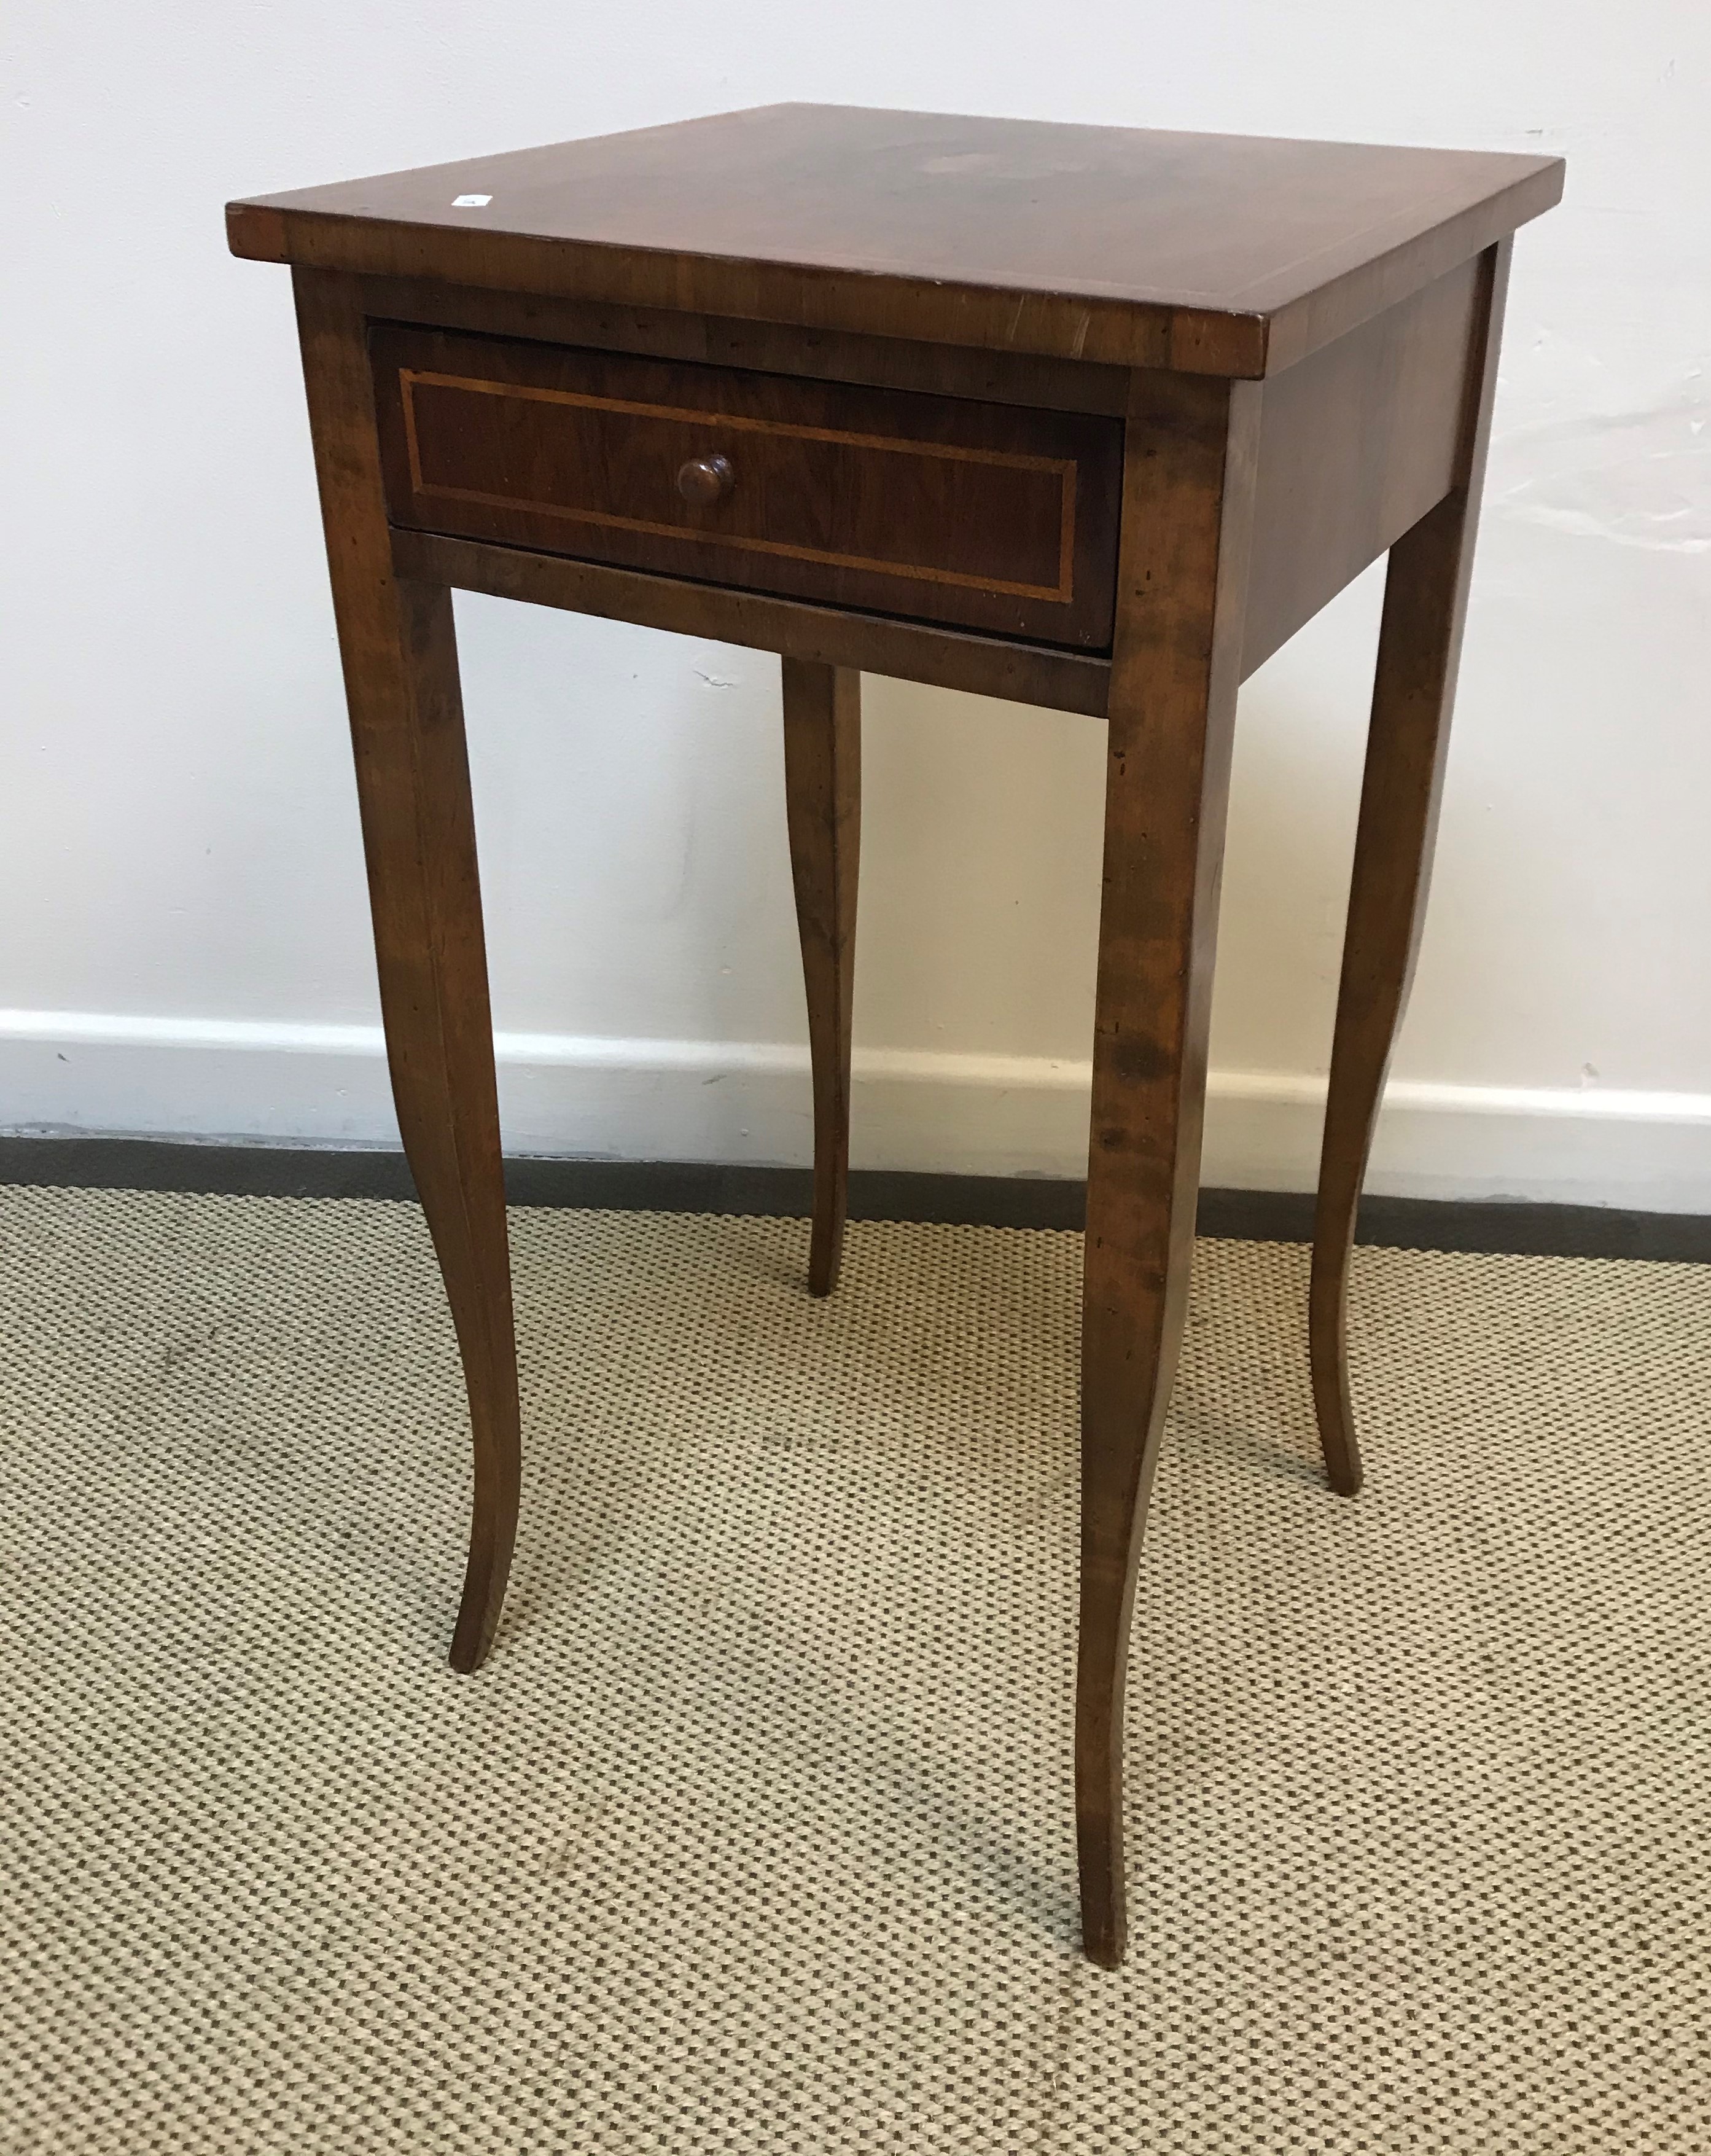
(294, 269, 521, 1673)
(1309, 239, 1513, 1497)
(1076, 371, 1261, 1968)
(782, 658, 861, 1297)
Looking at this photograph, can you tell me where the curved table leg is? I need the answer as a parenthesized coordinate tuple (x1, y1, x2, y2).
(1309, 240, 1512, 1497)
(295, 269, 521, 1673)
(1077, 371, 1260, 1967)
(782, 658, 861, 1297)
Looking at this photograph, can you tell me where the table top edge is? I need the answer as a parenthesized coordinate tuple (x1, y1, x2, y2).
(225, 120, 1564, 381)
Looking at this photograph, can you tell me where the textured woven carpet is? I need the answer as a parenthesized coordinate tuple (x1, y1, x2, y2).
(1, 1183, 1707, 2152)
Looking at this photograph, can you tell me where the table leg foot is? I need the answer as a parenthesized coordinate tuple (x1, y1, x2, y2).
(782, 657, 860, 1297)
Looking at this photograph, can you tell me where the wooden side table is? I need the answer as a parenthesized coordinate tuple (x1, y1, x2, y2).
(228, 106, 1562, 1966)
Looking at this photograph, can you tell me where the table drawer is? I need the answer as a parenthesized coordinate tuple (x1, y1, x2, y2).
(370, 326, 1123, 650)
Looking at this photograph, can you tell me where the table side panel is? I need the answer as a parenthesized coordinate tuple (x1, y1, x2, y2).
(1242, 252, 1484, 678)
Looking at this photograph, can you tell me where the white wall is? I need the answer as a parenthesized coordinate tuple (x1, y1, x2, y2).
(4, 2, 1708, 1206)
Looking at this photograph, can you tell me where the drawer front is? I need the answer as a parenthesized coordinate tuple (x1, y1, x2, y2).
(370, 326, 1123, 650)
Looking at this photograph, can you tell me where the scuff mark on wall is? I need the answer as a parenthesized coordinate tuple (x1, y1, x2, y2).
(1490, 375, 1711, 553)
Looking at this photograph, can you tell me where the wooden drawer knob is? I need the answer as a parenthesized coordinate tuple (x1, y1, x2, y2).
(676, 453, 735, 506)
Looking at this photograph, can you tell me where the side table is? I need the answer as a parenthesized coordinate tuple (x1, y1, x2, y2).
(228, 106, 1563, 1966)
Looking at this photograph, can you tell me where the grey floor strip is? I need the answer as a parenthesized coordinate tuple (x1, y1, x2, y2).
(2, 1133, 1705, 1261)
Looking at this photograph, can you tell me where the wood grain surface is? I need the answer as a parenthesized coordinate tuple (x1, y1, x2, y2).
(228, 104, 1562, 378)
(1242, 252, 1483, 677)
(1076, 366, 1261, 1968)
(1308, 240, 1514, 1495)
(292, 269, 522, 1675)
(348, 273, 1134, 416)
(781, 660, 862, 1297)
(370, 324, 1123, 649)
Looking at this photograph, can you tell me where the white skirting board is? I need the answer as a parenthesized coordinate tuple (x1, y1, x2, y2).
(1, 1009, 1707, 1213)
